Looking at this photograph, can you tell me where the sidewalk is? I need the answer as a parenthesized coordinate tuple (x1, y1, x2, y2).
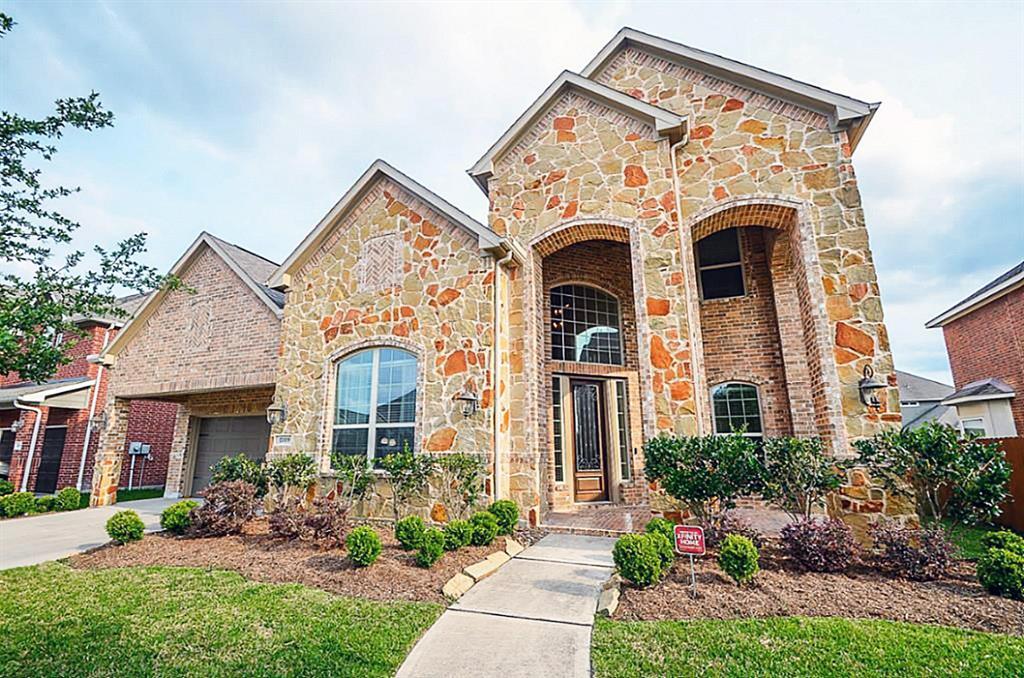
(397, 534, 616, 678)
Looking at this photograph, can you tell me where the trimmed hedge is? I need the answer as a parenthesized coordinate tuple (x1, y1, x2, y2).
(55, 487, 81, 512)
(443, 519, 473, 551)
(346, 526, 382, 567)
(488, 500, 519, 535)
(469, 511, 499, 546)
(161, 500, 199, 535)
(0, 492, 36, 518)
(718, 534, 759, 585)
(395, 516, 427, 551)
(415, 528, 446, 568)
(106, 510, 145, 544)
(977, 547, 1024, 600)
(613, 533, 663, 588)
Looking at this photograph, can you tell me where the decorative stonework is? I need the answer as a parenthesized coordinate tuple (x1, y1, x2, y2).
(358, 233, 402, 292)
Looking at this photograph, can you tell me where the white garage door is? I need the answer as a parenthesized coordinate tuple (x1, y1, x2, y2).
(191, 416, 270, 494)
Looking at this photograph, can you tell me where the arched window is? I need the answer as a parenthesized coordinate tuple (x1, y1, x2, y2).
(711, 382, 763, 436)
(550, 284, 622, 365)
(332, 347, 417, 463)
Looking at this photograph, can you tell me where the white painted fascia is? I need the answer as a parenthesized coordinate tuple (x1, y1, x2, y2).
(17, 379, 95, 405)
(942, 391, 1016, 407)
(467, 70, 688, 194)
(925, 270, 1024, 328)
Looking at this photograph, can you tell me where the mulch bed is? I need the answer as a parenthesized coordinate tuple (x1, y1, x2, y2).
(69, 518, 519, 604)
(614, 549, 1024, 636)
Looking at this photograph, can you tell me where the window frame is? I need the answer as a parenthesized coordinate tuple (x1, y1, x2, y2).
(696, 228, 746, 301)
(960, 417, 986, 437)
(710, 381, 764, 438)
(549, 283, 624, 366)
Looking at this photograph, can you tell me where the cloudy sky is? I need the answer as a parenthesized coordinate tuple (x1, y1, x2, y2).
(3, 0, 1022, 383)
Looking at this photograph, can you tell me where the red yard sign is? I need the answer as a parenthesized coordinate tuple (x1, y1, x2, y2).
(674, 525, 705, 556)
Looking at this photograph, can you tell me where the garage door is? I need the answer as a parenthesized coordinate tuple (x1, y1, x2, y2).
(191, 416, 270, 494)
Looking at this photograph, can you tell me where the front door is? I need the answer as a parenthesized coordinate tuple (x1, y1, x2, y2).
(571, 379, 608, 502)
(35, 426, 67, 494)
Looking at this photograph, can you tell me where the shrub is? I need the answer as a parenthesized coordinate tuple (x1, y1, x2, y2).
(188, 480, 258, 537)
(330, 453, 376, 509)
(647, 531, 674, 571)
(469, 510, 499, 546)
(432, 453, 487, 520)
(210, 454, 268, 496)
(302, 496, 349, 549)
(379, 447, 435, 520)
(443, 519, 473, 551)
(718, 534, 759, 585)
(977, 547, 1024, 600)
(760, 437, 841, 522)
(780, 519, 858, 573)
(613, 534, 663, 587)
(0, 479, 16, 496)
(160, 499, 199, 535)
(34, 495, 56, 513)
(701, 512, 764, 550)
(395, 515, 427, 550)
(0, 491, 35, 517)
(488, 500, 519, 535)
(346, 525, 382, 567)
(55, 487, 81, 512)
(106, 510, 145, 544)
(268, 498, 306, 540)
(644, 517, 675, 543)
(415, 527, 446, 568)
(980, 530, 1024, 557)
(871, 522, 955, 581)
(266, 453, 319, 494)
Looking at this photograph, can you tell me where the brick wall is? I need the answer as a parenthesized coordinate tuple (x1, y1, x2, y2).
(117, 399, 178, 489)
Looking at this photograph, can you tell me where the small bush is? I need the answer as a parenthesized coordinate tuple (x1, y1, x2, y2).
(395, 515, 427, 550)
(268, 499, 306, 540)
(415, 527, 446, 568)
(613, 534, 663, 587)
(977, 547, 1024, 600)
(644, 517, 675, 543)
(0, 492, 36, 517)
(488, 500, 519, 535)
(871, 522, 955, 581)
(188, 480, 258, 537)
(702, 512, 764, 549)
(0, 479, 14, 496)
(34, 495, 56, 513)
(160, 499, 199, 535)
(55, 487, 81, 512)
(647, 531, 674, 571)
(443, 519, 473, 551)
(346, 525, 382, 567)
(266, 453, 319, 491)
(780, 519, 858, 573)
(469, 511, 499, 546)
(980, 530, 1024, 557)
(718, 534, 759, 585)
(210, 454, 268, 496)
(302, 497, 349, 549)
(106, 510, 145, 544)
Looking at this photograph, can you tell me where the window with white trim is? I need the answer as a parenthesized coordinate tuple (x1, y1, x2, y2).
(961, 417, 986, 437)
(697, 228, 745, 300)
(332, 347, 417, 465)
(711, 382, 763, 437)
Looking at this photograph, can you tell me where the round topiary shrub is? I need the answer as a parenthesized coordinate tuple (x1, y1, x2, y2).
(780, 519, 858, 573)
(1, 492, 36, 518)
(346, 525, 382, 567)
(977, 547, 1024, 600)
(718, 534, 759, 585)
(981, 531, 1024, 557)
(55, 487, 82, 512)
(395, 515, 427, 551)
(34, 495, 57, 513)
(415, 527, 446, 568)
(613, 533, 663, 587)
(488, 500, 519, 535)
(0, 479, 16, 496)
(106, 510, 145, 544)
(647, 531, 675, 571)
(443, 519, 473, 551)
(644, 517, 675, 543)
(469, 511, 499, 546)
(161, 499, 199, 535)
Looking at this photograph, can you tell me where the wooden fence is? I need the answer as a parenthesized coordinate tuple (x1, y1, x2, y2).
(990, 437, 1024, 533)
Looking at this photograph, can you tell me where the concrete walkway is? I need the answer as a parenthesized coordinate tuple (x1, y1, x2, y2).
(0, 497, 178, 570)
(397, 534, 616, 678)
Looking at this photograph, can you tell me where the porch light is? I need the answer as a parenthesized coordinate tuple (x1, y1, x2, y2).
(89, 411, 108, 430)
(456, 387, 480, 417)
(266, 402, 288, 426)
(858, 365, 886, 408)
(10, 418, 23, 433)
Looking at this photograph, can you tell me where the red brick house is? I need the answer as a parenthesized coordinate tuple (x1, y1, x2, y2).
(926, 260, 1023, 437)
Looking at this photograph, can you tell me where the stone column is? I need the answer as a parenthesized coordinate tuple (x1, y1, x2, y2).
(163, 403, 191, 498)
(89, 397, 130, 506)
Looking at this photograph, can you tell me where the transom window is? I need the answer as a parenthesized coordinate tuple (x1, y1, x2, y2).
(550, 284, 623, 365)
(697, 228, 745, 300)
(332, 347, 417, 464)
(711, 382, 763, 436)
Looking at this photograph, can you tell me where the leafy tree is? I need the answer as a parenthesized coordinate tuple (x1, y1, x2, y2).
(378, 445, 435, 520)
(0, 13, 178, 383)
(431, 452, 487, 519)
(760, 436, 842, 522)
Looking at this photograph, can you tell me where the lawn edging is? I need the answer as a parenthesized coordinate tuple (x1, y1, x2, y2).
(442, 536, 523, 600)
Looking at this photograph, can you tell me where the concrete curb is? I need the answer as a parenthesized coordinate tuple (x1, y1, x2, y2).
(442, 536, 523, 601)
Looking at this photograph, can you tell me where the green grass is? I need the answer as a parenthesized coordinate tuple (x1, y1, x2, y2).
(0, 563, 442, 677)
(943, 520, 1017, 561)
(592, 617, 1024, 677)
(78, 487, 166, 508)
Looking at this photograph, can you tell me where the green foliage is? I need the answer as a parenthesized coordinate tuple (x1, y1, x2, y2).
(442, 519, 473, 551)
(851, 422, 1011, 526)
(648, 531, 675, 571)
(54, 487, 81, 512)
(266, 453, 319, 491)
(469, 511, 499, 546)
(760, 437, 841, 522)
(330, 453, 376, 508)
(0, 492, 35, 517)
(432, 453, 487, 520)
(33, 495, 56, 513)
(644, 517, 675, 543)
(415, 528, 446, 568)
(977, 547, 1024, 600)
(643, 432, 762, 522)
(346, 526, 382, 567)
(613, 534, 663, 587)
(717, 534, 759, 585)
(980, 530, 1024, 557)
(395, 515, 426, 551)
(0, 479, 14, 496)
(106, 510, 145, 544)
(210, 454, 268, 496)
(379, 447, 435, 520)
(160, 499, 199, 535)
(488, 499, 519, 535)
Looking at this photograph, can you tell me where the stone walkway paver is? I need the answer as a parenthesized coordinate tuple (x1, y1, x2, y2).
(397, 533, 616, 678)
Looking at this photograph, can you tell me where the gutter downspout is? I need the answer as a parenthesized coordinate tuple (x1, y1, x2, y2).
(491, 243, 517, 502)
(77, 327, 111, 490)
(15, 401, 43, 492)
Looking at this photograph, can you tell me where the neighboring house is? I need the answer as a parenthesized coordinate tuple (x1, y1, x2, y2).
(895, 370, 957, 431)
(90, 28, 908, 528)
(926, 260, 1023, 438)
(0, 295, 177, 494)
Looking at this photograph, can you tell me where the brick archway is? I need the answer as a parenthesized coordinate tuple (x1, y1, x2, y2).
(687, 197, 799, 243)
(530, 219, 632, 258)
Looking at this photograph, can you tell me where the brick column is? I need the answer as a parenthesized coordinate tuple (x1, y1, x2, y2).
(163, 404, 191, 498)
(89, 397, 130, 506)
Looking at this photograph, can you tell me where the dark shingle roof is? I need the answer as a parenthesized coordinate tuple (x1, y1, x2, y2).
(205, 234, 285, 309)
(927, 260, 1024, 327)
(943, 378, 1016, 405)
(896, 370, 954, 403)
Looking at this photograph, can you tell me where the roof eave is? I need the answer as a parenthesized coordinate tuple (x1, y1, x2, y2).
(942, 392, 1016, 407)
(926, 270, 1024, 328)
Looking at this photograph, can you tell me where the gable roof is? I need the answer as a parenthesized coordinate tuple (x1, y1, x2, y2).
(581, 27, 878, 150)
(895, 370, 954, 403)
(0, 377, 95, 409)
(70, 292, 152, 328)
(269, 160, 504, 289)
(925, 260, 1024, 328)
(467, 70, 688, 194)
(942, 377, 1016, 406)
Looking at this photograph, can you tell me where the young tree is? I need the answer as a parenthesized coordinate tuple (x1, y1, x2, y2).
(0, 13, 178, 383)
(760, 436, 842, 522)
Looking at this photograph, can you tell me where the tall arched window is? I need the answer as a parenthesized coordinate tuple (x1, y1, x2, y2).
(550, 284, 622, 365)
(711, 382, 763, 437)
(332, 347, 417, 463)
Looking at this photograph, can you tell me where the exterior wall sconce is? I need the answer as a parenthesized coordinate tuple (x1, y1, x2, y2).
(10, 418, 23, 433)
(858, 365, 886, 408)
(89, 411, 108, 430)
(456, 387, 480, 417)
(266, 402, 288, 426)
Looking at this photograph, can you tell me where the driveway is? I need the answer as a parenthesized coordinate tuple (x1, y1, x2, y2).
(0, 497, 178, 570)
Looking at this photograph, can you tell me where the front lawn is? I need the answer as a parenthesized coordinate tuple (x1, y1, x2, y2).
(78, 487, 166, 508)
(0, 563, 441, 677)
(944, 520, 1017, 561)
(592, 616, 1024, 677)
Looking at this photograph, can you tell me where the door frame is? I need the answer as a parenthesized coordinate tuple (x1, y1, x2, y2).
(568, 378, 610, 503)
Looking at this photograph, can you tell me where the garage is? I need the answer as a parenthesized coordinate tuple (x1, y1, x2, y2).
(190, 416, 270, 494)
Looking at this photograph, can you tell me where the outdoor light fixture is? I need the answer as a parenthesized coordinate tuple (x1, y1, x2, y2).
(266, 402, 288, 426)
(10, 418, 23, 433)
(89, 411, 108, 430)
(858, 365, 886, 408)
(456, 386, 480, 417)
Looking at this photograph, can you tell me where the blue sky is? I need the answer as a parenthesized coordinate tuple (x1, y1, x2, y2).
(3, 0, 1022, 384)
